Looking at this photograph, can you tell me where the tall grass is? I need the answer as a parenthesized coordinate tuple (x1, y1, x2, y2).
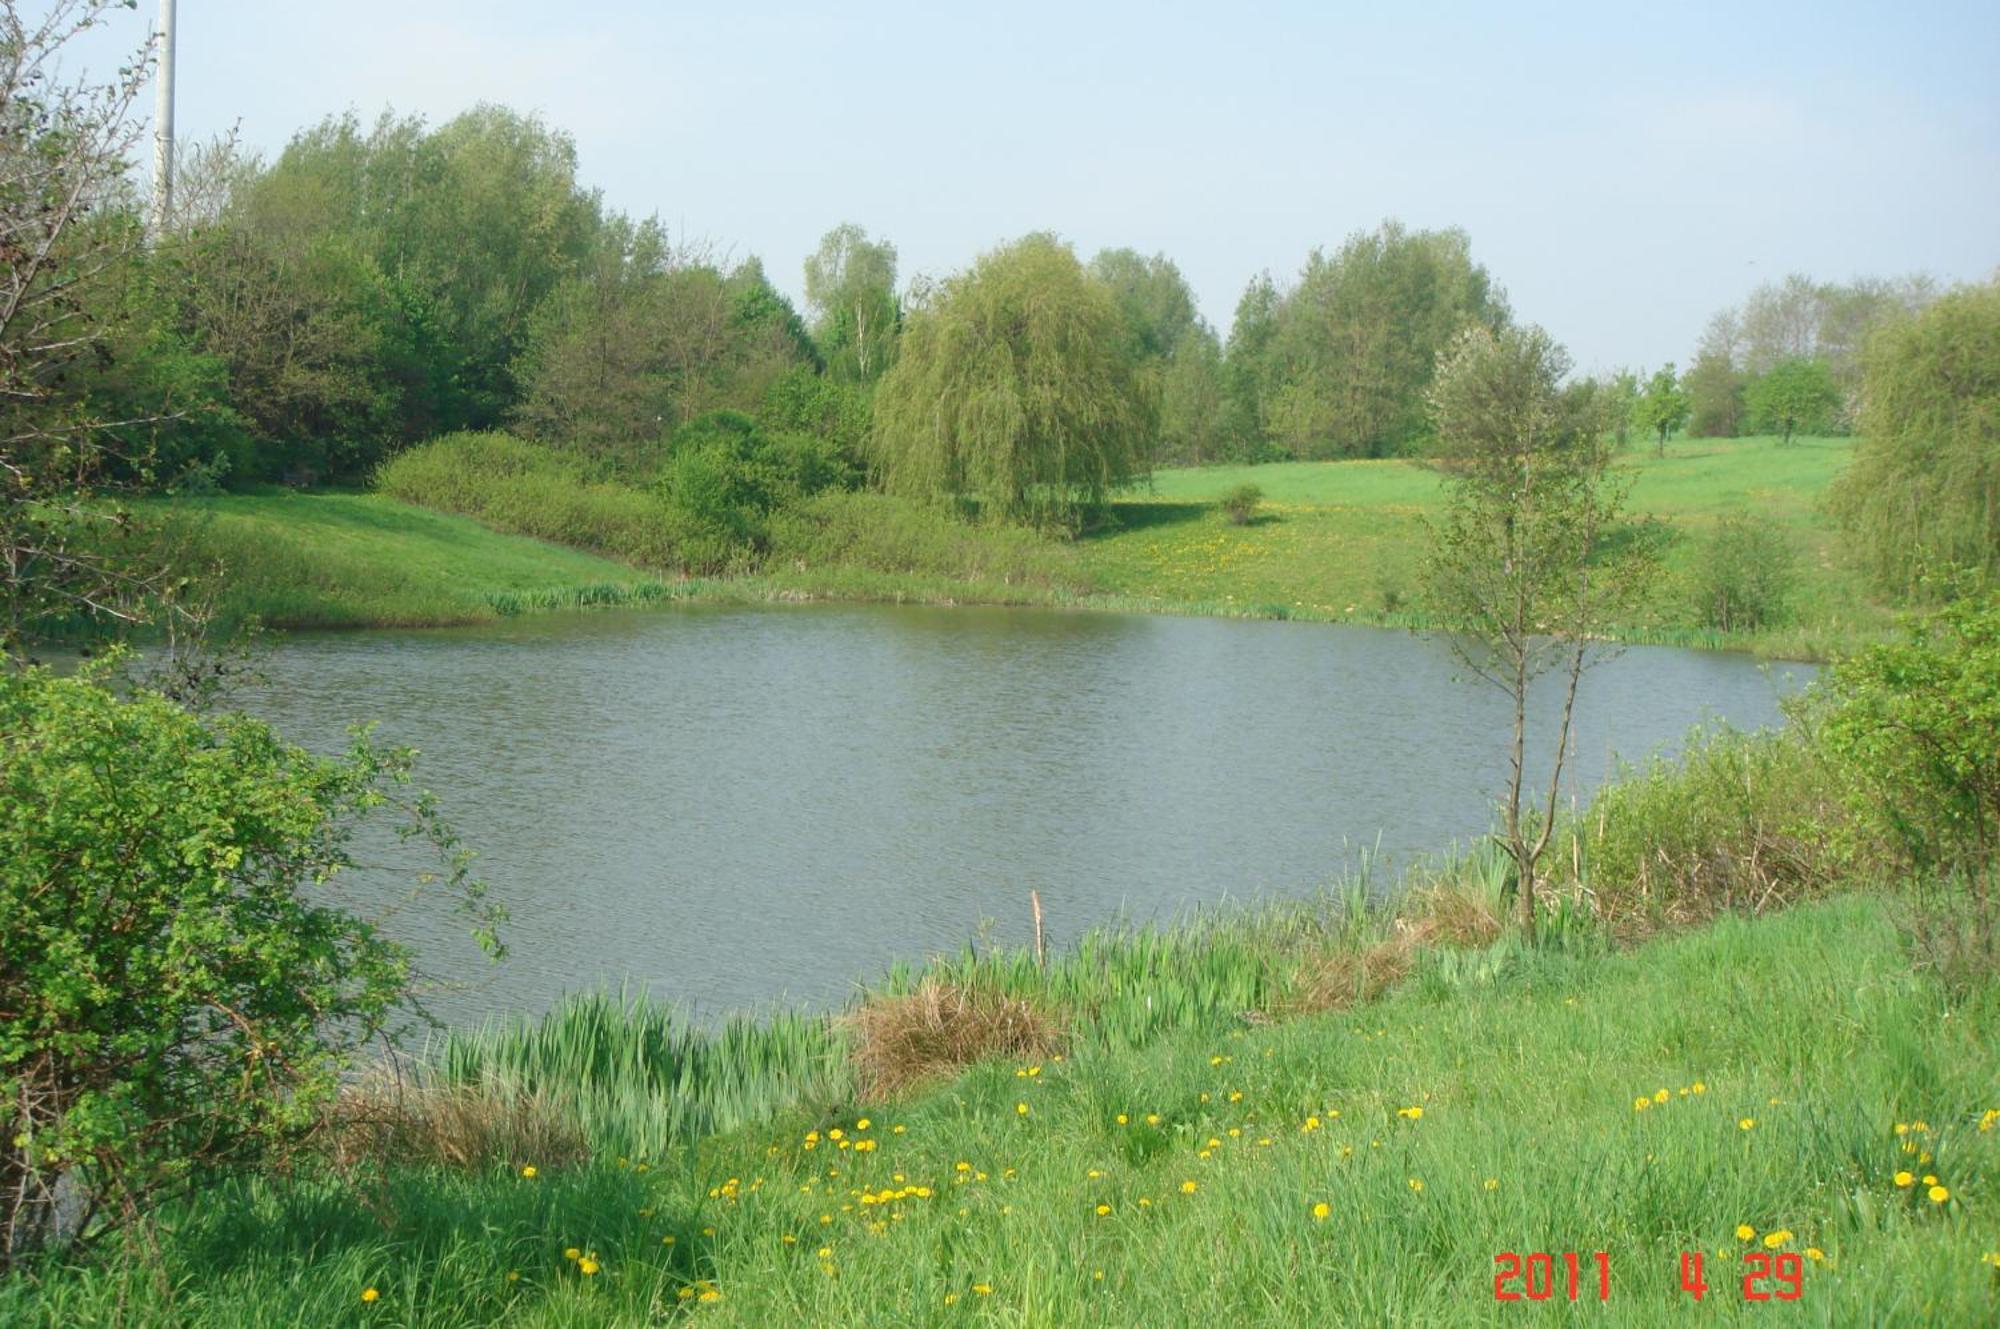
(376, 432, 694, 569)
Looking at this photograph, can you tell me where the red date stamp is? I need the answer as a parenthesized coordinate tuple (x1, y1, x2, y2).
(1491, 1251, 1807, 1303)
(1493, 1252, 1611, 1301)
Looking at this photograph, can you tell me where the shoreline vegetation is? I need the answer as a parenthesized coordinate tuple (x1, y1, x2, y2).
(145, 431, 1889, 662)
(8, 698, 1998, 1325)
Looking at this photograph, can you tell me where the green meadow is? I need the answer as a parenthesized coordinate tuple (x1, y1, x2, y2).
(1082, 435, 1887, 656)
(158, 434, 1889, 660)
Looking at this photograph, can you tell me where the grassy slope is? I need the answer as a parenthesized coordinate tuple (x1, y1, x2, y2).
(158, 436, 1886, 656)
(9, 896, 1994, 1326)
(145, 491, 676, 630)
(1083, 435, 1889, 655)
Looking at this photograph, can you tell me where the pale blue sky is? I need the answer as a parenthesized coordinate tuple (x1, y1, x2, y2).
(66, 0, 2000, 371)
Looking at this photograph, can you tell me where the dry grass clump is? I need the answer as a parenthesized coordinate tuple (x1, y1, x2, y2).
(845, 979, 1066, 1100)
(323, 1080, 589, 1174)
(1400, 881, 1506, 948)
(1288, 936, 1417, 1014)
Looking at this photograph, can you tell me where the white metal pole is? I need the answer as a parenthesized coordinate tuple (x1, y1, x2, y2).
(150, 0, 176, 233)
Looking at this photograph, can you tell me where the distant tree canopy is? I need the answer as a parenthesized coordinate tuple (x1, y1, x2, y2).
(1233, 222, 1509, 459)
(1684, 272, 1936, 438)
(870, 234, 1153, 525)
(803, 223, 899, 383)
(510, 222, 816, 465)
(1089, 248, 1225, 465)
(1829, 281, 2000, 597)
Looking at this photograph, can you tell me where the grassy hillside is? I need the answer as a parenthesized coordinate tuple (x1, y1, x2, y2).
(7, 894, 1993, 1326)
(148, 435, 1889, 657)
(1083, 435, 1889, 655)
(141, 490, 684, 630)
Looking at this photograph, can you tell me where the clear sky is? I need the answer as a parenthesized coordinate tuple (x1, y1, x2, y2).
(64, 0, 2000, 372)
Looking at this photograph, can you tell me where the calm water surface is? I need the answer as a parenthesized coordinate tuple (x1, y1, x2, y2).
(241, 605, 1810, 1023)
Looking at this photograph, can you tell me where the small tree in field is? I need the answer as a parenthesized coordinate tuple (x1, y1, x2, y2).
(869, 234, 1153, 526)
(1422, 325, 1646, 941)
(1631, 364, 1690, 457)
(1744, 357, 1839, 444)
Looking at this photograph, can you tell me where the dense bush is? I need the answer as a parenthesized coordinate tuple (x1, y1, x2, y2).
(767, 491, 1084, 589)
(1219, 483, 1263, 526)
(1822, 592, 2000, 984)
(1688, 513, 1798, 631)
(1566, 717, 1859, 938)
(376, 432, 693, 569)
(0, 665, 496, 1264)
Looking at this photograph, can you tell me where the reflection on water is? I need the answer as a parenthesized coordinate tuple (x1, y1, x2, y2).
(240, 605, 1810, 1023)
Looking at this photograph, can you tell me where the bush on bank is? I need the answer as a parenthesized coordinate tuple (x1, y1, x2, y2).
(0, 664, 499, 1267)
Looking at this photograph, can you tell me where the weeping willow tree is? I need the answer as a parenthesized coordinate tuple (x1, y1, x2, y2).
(1829, 280, 2000, 599)
(869, 234, 1153, 525)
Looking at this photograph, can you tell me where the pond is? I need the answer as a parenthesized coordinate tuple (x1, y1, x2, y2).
(240, 605, 1811, 1023)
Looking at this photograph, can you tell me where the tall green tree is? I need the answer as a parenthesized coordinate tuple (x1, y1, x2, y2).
(802, 223, 899, 383)
(1744, 357, 1839, 444)
(1632, 365, 1690, 456)
(1221, 272, 1280, 457)
(1260, 221, 1508, 458)
(1421, 325, 1643, 942)
(1829, 281, 2000, 597)
(1089, 248, 1222, 464)
(870, 234, 1153, 525)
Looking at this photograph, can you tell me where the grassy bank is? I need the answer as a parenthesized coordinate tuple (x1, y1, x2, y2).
(142, 490, 682, 631)
(148, 434, 1890, 658)
(6, 892, 1993, 1326)
(1081, 435, 1892, 658)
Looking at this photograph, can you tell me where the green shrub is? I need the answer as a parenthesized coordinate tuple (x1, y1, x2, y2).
(767, 491, 1084, 589)
(1566, 716, 1859, 937)
(1688, 513, 1798, 631)
(1823, 592, 2000, 984)
(1219, 483, 1263, 525)
(0, 665, 498, 1264)
(376, 432, 690, 569)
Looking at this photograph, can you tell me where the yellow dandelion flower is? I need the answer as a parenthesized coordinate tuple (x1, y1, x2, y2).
(1735, 1225, 1755, 1241)
(1930, 1185, 1950, 1204)
(1692, 1081, 1706, 1094)
(1738, 1118, 1756, 1131)
(699, 1289, 721, 1302)
(578, 1257, 600, 1276)
(565, 1247, 581, 1261)
(1763, 1230, 1792, 1248)
(1806, 1247, 1825, 1262)
(1180, 1179, 1197, 1194)
(1146, 1113, 1162, 1126)
(972, 1283, 993, 1296)
(1407, 1178, 1424, 1192)
(1923, 1174, 1937, 1186)
(1633, 1097, 1650, 1112)
(361, 1288, 380, 1304)
(1653, 1089, 1669, 1104)
(828, 1128, 843, 1141)
(506, 1270, 520, 1282)
(892, 1124, 906, 1134)
(1015, 1102, 1029, 1116)
(1311, 1202, 1330, 1221)
(1895, 1170, 1915, 1187)
(1484, 1178, 1499, 1191)
(817, 1246, 832, 1259)
(1096, 1203, 1112, 1216)
(855, 1118, 870, 1130)
(1115, 1113, 1128, 1125)
(520, 1165, 537, 1178)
